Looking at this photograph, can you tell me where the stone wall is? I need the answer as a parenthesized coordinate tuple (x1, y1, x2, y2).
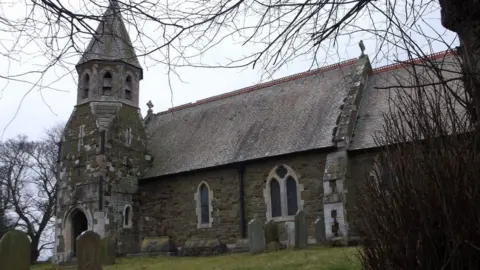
(54, 102, 147, 262)
(138, 150, 330, 246)
(345, 149, 378, 236)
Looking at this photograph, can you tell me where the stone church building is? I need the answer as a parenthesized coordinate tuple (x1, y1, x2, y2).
(53, 1, 456, 262)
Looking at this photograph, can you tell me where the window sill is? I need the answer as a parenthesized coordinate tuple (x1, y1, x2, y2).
(197, 223, 212, 229)
(269, 215, 295, 222)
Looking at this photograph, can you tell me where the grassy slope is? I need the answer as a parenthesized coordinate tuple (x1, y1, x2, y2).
(34, 247, 360, 270)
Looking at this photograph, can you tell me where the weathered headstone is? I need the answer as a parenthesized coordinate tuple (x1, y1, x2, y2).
(264, 220, 280, 251)
(285, 221, 295, 248)
(100, 236, 115, 265)
(315, 217, 326, 244)
(139, 236, 178, 255)
(248, 219, 264, 254)
(76, 231, 101, 270)
(0, 230, 30, 270)
(264, 220, 279, 243)
(294, 210, 308, 249)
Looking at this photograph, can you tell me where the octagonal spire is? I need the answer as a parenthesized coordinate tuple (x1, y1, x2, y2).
(77, 0, 142, 74)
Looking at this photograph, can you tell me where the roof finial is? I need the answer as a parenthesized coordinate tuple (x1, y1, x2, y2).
(147, 100, 154, 114)
(359, 40, 366, 57)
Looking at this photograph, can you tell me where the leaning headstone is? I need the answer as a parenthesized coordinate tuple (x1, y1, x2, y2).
(0, 230, 30, 270)
(248, 219, 264, 254)
(315, 217, 326, 244)
(294, 210, 308, 249)
(76, 231, 101, 270)
(285, 221, 295, 248)
(100, 236, 115, 265)
(264, 220, 280, 251)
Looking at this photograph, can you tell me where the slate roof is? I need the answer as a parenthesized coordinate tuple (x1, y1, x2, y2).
(77, 1, 142, 71)
(350, 51, 462, 150)
(144, 59, 358, 177)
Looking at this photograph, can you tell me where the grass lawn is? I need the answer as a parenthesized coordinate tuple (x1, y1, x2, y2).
(33, 247, 361, 270)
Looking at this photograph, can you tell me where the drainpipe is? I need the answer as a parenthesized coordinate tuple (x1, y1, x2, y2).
(238, 163, 246, 238)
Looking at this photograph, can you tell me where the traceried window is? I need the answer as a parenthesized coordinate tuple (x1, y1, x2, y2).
(264, 164, 303, 221)
(195, 181, 213, 228)
(82, 74, 90, 99)
(102, 72, 112, 95)
(125, 76, 133, 100)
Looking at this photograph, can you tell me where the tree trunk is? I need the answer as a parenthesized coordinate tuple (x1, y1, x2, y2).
(440, 0, 480, 125)
(30, 238, 40, 263)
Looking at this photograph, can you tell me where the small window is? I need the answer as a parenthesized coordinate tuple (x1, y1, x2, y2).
(124, 207, 130, 226)
(125, 76, 132, 100)
(200, 184, 209, 224)
(125, 128, 132, 145)
(329, 180, 337, 193)
(82, 74, 90, 99)
(270, 178, 281, 218)
(103, 72, 112, 95)
(286, 176, 298, 215)
(123, 205, 133, 228)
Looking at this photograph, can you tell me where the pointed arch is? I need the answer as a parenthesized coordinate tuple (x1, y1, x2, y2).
(194, 181, 213, 228)
(123, 204, 133, 228)
(102, 72, 112, 95)
(125, 75, 133, 100)
(270, 178, 281, 217)
(263, 164, 304, 221)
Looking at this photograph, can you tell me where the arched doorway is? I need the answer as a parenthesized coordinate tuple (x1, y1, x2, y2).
(71, 210, 88, 256)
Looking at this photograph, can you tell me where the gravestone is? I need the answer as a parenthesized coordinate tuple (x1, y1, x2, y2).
(248, 219, 264, 254)
(179, 238, 228, 256)
(100, 236, 115, 265)
(264, 220, 280, 251)
(315, 217, 326, 244)
(76, 231, 101, 270)
(284, 221, 295, 248)
(0, 230, 30, 270)
(140, 236, 178, 255)
(294, 210, 308, 249)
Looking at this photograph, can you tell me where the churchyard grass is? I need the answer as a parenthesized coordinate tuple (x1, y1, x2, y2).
(32, 246, 360, 270)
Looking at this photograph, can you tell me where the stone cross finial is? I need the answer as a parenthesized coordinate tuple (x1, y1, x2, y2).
(147, 100, 154, 114)
(359, 40, 366, 57)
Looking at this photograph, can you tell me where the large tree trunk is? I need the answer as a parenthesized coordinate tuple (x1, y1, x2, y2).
(440, 0, 480, 125)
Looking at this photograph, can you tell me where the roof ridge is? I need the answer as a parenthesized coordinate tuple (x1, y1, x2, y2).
(158, 58, 358, 115)
(372, 50, 456, 74)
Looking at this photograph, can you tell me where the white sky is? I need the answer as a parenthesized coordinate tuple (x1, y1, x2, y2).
(0, 0, 457, 141)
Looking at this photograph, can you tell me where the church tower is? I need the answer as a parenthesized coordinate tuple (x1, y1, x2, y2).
(54, 1, 147, 262)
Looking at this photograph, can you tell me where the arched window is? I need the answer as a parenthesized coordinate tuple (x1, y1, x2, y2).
(200, 184, 209, 224)
(82, 74, 90, 99)
(123, 205, 133, 228)
(286, 176, 298, 215)
(195, 181, 213, 228)
(270, 178, 281, 217)
(264, 164, 303, 221)
(102, 72, 112, 95)
(125, 76, 133, 100)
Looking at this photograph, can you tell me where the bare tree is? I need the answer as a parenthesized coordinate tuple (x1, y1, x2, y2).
(353, 42, 480, 268)
(0, 124, 62, 262)
(0, 1, 468, 122)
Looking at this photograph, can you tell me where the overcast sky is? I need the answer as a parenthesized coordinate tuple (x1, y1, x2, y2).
(0, 1, 457, 142)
